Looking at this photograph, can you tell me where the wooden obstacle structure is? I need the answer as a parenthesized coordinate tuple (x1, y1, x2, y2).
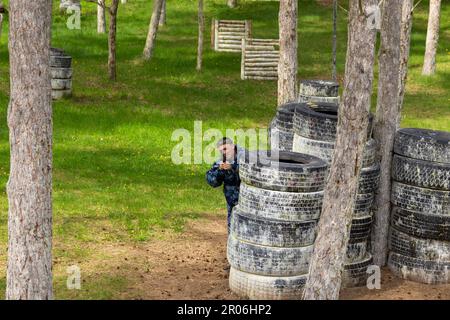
(241, 38, 280, 80)
(211, 19, 252, 52)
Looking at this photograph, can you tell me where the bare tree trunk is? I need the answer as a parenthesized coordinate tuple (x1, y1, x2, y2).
(397, 0, 414, 112)
(108, 0, 119, 80)
(143, 0, 164, 60)
(0, 14, 3, 41)
(6, 0, 53, 300)
(422, 0, 441, 75)
(159, 0, 166, 27)
(196, 0, 204, 71)
(332, 0, 337, 81)
(227, 0, 237, 8)
(278, 0, 298, 106)
(97, 0, 106, 34)
(371, 0, 403, 267)
(303, 0, 378, 300)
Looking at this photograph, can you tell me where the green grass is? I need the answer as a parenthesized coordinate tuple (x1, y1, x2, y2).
(0, 0, 449, 299)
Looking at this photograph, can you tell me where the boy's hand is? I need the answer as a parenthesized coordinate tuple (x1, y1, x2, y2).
(219, 162, 232, 170)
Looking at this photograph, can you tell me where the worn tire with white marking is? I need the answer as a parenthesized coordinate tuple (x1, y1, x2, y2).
(51, 78, 72, 90)
(299, 80, 339, 98)
(349, 216, 373, 243)
(269, 121, 294, 152)
(391, 206, 450, 241)
(391, 182, 450, 216)
(238, 183, 323, 221)
(389, 227, 450, 261)
(342, 254, 373, 288)
(51, 67, 73, 79)
(388, 252, 450, 284)
(354, 193, 375, 218)
(394, 128, 450, 164)
(346, 241, 368, 263)
(392, 154, 450, 190)
(293, 103, 374, 142)
(50, 55, 72, 68)
(239, 150, 329, 193)
(227, 235, 313, 276)
(230, 207, 317, 247)
(229, 267, 306, 300)
(292, 135, 377, 169)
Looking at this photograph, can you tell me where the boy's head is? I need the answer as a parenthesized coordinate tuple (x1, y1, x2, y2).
(217, 137, 236, 162)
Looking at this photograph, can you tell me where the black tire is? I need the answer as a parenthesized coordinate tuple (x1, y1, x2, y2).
(293, 103, 374, 142)
(349, 216, 373, 243)
(231, 207, 317, 247)
(50, 55, 72, 68)
(276, 102, 298, 120)
(389, 227, 450, 261)
(298, 95, 340, 105)
(346, 241, 368, 263)
(51, 67, 73, 79)
(269, 123, 294, 152)
(391, 206, 450, 241)
(239, 150, 329, 193)
(394, 128, 450, 164)
(354, 193, 375, 218)
(392, 154, 450, 190)
(227, 235, 313, 276)
(391, 181, 450, 216)
(292, 135, 377, 168)
(50, 47, 65, 56)
(229, 267, 306, 300)
(358, 163, 381, 194)
(388, 252, 450, 284)
(342, 255, 373, 288)
(238, 183, 323, 221)
(51, 79, 72, 90)
(299, 80, 339, 97)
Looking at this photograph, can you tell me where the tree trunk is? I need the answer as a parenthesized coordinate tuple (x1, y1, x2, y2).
(277, 0, 298, 106)
(196, 0, 204, 71)
(303, 0, 378, 300)
(227, 0, 237, 8)
(97, 0, 106, 34)
(143, 0, 164, 60)
(422, 0, 441, 75)
(0, 14, 3, 41)
(6, 0, 53, 300)
(108, 0, 119, 80)
(332, 0, 337, 81)
(398, 0, 414, 113)
(371, 0, 403, 267)
(159, 0, 166, 27)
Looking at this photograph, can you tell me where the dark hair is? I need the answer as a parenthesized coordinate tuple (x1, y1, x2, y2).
(217, 137, 234, 147)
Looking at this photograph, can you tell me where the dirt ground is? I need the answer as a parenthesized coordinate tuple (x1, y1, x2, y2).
(97, 214, 450, 300)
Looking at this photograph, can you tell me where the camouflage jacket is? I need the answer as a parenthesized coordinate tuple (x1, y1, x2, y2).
(206, 146, 244, 208)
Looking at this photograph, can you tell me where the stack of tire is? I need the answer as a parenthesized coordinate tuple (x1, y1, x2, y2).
(298, 80, 340, 105)
(291, 102, 380, 288)
(388, 128, 450, 284)
(268, 103, 297, 151)
(50, 48, 73, 100)
(60, 0, 81, 11)
(228, 150, 327, 299)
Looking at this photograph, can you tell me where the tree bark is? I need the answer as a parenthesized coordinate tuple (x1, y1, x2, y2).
(303, 0, 378, 300)
(196, 0, 204, 71)
(332, 0, 337, 81)
(371, 0, 403, 267)
(108, 0, 119, 80)
(397, 0, 414, 113)
(143, 0, 164, 60)
(97, 0, 106, 34)
(159, 0, 166, 27)
(6, 0, 53, 300)
(227, 0, 237, 8)
(422, 0, 441, 75)
(277, 0, 298, 106)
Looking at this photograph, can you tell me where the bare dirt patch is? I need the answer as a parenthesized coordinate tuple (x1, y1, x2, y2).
(98, 213, 450, 300)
